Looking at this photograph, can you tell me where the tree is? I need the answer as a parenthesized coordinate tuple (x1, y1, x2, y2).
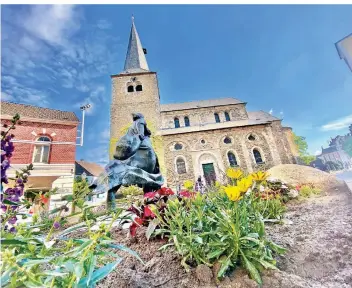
(293, 132, 316, 165)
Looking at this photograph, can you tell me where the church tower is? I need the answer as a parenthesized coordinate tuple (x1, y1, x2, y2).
(109, 17, 161, 158)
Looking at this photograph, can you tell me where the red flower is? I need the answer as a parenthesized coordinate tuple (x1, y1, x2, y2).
(40, 195, 49, 204)
(127, 205, 141, 217)
(158, 187, 174, 196)
(179, 190, 196, 198)
(144, 206, 156, 218)
(130, 217, 144, 237)
(29, 209, 33, 214)
(144, 192, 157, 199)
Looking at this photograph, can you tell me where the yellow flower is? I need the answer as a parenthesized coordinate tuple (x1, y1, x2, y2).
(251, 171, 268, 182)
(236, 176, 253, 193)
(223, 185, 243, 201)
(226, 168, 243, 179)
(215, 181, 221, 188)
(184, 180, 194, 191)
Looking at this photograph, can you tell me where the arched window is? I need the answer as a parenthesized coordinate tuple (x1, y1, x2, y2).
(127, 85, 134, 92)
(174, 117, 180, 128)
(174, 143, 183, 150)
(136, 84, 143, 92)
(225, 112, 230, 121)
(227, 152, 238, 167)
(184, 116, 190, 127)
(248, 134, 256, 141)
(253, 149, 263, 164)
(214, 113, 220, 123)
(33, 136, 51, 163)
(224, 137, 232, 144)
(176, 158, 186, 174)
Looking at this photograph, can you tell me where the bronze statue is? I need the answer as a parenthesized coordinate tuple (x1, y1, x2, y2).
(91, 113, 164, 208)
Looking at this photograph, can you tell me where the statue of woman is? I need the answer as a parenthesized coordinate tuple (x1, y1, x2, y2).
(91, 113, 164, 208)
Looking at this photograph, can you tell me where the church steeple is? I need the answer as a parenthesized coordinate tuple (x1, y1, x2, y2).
(122, 16, 149, 74)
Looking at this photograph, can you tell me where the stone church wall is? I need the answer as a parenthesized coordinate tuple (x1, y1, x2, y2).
(161, 123, 290, 188)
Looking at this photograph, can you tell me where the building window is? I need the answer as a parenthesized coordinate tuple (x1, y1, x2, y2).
(174, 117, 180, 128)
(228, 152, 238, 167)
(136, 84, 143, 92)
(214, 113, 220, 123)
(224, 137, 232, 144)
(184, 116, 190, 127)
(33, 136, 51, 163)
(174, 143, 183, 150)
(248, 134, 256, 141)
(176, 158, 186, 174)
(253, 149, 263, 164)
(225, 112, 231, 121)
(127, 85, 134, 92)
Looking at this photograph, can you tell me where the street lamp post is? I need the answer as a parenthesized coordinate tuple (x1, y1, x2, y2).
(79, 104, 91, 146)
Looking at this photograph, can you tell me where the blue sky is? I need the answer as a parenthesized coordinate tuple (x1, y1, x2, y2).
(1, 5, 352, 165)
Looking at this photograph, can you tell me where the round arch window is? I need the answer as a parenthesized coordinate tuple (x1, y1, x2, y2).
(248, 134, 256, 141)
(174, 143, 183, 150)
(33, 136, 51, 163)
(224, 137, 232, 144)
(201, 139, 206, 144)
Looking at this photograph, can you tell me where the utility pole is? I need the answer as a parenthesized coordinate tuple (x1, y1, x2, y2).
(78, 104, 91, 146)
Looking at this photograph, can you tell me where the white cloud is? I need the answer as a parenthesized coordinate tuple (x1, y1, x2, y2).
(97, 19, 112, 30)
(315, 150, 321, 156)
(100, 128, 110, 141)
(1, 92, 14, 101)
(22, 5, 80, 47)
(321, 114, 352, 131)
(269, 108, 273, 115)
(279, 111, 284, 118)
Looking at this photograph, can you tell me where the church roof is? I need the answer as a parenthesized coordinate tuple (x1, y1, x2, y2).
(121, 17, 149, 74)
(247, 111, 281, 122)
(160, 97, 244, 112)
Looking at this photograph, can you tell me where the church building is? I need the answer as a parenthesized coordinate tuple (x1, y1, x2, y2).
(110, 18, 297, 188)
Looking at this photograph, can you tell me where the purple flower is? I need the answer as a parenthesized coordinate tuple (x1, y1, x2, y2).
(1, 160, 10, 169)
(8, 216, 17, 225)
(9, 227, 16, 233)
(53, 222, 60, 229)
(16, 178, 23, 184)
(1, 204, 7, 212)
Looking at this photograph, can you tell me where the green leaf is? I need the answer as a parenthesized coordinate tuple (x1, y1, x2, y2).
(42, 271, 68, 277)
(86, 254, 96, 286)
(78, 260, 122, 287)
(207, 249, 225, 259)
(68, 240, 93, 257)
(240, 237, 264, 247)
(58, 222, 87, 237)
(0, 267, 16, 285)
(74, 263, 84, 284)
(22, 257, 54, 267)
(61, 195, 73, 201)
(1, 239, 27, 246)
(107, 243, 144, 264)
(255, 258, 278, 270)
(2, 199, 20, 206)
(146, 218, 159, 241)
(217, 257, 232, 278)
(268, 242, 286, 254)
(240, 252, 262, 285)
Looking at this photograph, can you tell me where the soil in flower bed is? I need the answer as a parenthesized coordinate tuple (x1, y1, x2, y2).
(95, 181, 352, 288)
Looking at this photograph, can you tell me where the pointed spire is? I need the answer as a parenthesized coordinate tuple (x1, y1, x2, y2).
(122, 16, 149, 73)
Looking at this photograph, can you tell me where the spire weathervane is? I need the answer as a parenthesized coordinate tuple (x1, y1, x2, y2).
(132, 15, 134, 23)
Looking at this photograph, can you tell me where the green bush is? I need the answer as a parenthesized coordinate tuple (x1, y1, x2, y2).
(120, 185, 143, 197)
(299, 185, 322, 198)
(153, 190, 286, 285)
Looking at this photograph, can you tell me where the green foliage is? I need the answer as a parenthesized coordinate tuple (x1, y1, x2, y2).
(72, 176, 92, 214)
(293, 132, 315, 165)
(0, 209, 140, 288)
(300, 155, 316, 165)
(153, 188, 286, 284)
(343, 136, 352, 157)
(120, 185, 143, 197)
(298, 185, 322, 198)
